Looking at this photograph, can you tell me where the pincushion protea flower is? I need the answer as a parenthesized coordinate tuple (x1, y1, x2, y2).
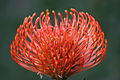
(10, 8, 107, 80)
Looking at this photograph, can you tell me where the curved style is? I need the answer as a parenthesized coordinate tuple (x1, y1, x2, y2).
(10, 8, 107, 80)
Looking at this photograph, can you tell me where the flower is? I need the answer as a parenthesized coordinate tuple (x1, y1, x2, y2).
(10, 8, 107, 80)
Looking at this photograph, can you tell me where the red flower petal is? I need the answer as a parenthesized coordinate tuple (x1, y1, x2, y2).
(10, 9, 107, 79)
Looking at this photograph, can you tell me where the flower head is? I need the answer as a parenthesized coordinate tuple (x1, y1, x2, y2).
(10, 8, 107, 80)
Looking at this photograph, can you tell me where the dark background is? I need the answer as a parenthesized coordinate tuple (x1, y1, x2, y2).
(0, 0, 120, 80)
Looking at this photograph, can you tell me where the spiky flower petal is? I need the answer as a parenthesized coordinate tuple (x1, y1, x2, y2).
(10, 9, 107, 80)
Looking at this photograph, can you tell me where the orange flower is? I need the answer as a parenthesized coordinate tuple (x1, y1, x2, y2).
(10, 8, 107, 80)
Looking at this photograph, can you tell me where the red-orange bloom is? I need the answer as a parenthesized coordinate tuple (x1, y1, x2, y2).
(10, 9, 107, 80)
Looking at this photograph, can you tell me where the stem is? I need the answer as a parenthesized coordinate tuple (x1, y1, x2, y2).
(53, 77, 67, 80)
